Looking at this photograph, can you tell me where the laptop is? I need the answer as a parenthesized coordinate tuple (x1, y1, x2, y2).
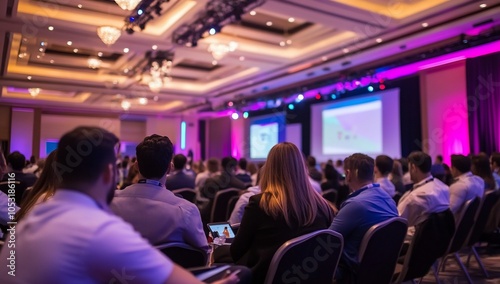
(207, 222, 236, 244)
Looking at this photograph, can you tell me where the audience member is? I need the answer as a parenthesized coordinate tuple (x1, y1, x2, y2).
(119, 162, 139, 189)
(449, 154, 484, 218)
(250, 162, 263, 186)
(490, 152, 500, 189)
(375, 155, 396, 197)
(330, 153, 398, 281)
(321, 163, 340, 191)
(398, 151, 450, 228)
(390, 160, 406, 195)
(400, 158, 412, 185)
(166, 154, 196, 190)
(307, 155, 323, 182)
(23, 155, 38, 174)
(335, 159, 345, 176)
(229, 142, 334, 284)
(431, 154, 446, 181)
(195, 158, 219, 191)
(111, 135, 208, 253)
(117, 155, 130, 185)
(442, 163, 454, 186)
(0, 127, 242, 284)
(471, 154, 498, 191)
(235, 158, 252, 184)
(0, 151, 37, 206)
(228, 168, 263, 225)
(15, 150, 59, 222)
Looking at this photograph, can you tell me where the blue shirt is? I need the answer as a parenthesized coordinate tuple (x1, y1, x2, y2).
(330, 184, 398, 269)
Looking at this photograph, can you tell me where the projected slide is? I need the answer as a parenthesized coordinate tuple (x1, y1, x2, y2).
(250, 122, 279, 159)
(322, 100, 383, 155)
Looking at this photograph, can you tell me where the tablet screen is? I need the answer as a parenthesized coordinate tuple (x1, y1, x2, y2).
(207, 223, 235, 238)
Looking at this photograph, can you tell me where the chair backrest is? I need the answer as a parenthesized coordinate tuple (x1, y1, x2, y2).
(210, 188, 241, 222)
(155, 242, 207, 268)
(172, 188, 196, 203)
(226, 195, 240, 221)
(264, 229, 343, 284)
(447, 197, 480, 253)
(399, 209, 455, 282)
(322, 189, 338, 205)
(356, 217, 408, 284)
(467, 191, 500, 247)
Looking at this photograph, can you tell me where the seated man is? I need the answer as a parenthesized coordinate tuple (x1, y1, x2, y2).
(234, 158, 252, 184)
(398, 151, 450, 228)
(449, 154, 484, 219)
(111, 135, 209, 254)
(307, 156, 323, 182)
(0, 126, 240, 284)
(491, 152, 500, 189)
(0, 151, 37, 206)
(330, 153, 398, 280)
(166, 154, 195, 190)
(375, 155, 396, 197)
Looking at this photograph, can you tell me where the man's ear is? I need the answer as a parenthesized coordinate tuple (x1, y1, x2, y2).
(166, 162, 173, 174)
(102, 163, 114, 184)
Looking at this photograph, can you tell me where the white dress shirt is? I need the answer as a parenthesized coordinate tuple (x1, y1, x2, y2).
(228, 186, 261, 225)
(449, 172, 484, 217)
(376, 176, 396, 197)
(398, 176, 450, 227)
(0, 190, 173, 284)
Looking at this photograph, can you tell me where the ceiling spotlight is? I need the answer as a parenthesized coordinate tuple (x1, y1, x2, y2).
(421, 22, 429, 28)
(28, 88, 41, 97)
(88, 57, 102, 69)
(376, 38, 383, 43)
(121, 100, 131, 111)
(266, 21, 273, 26)
(97, 52, 103, 57)
(67, 41, 72, 46)
(39, 48, 44, 52)
(36, 55, 41, 59)
(343, 48, 350, 53)
(27, 76, 32, 80)
(288, 17, 295, 23)
(231, 112, 239, 120)
(479, 3, 487, 8)
(50, 59, 54, 64)
(48, 26, 54, 31)
(73, 48, 78, 53)
(321, 56, 328, 61)
(152, 45, 158, 50)
(279, 41, 286, 47)
(138, 97, 148, 105)
(123, 47, 129, 53)
(243, 112, 249, 119)
(249, 10, 256, 16)
(286, 39, 292, 45)
(239, 56, 245, 61)
(77, 4, 82, 8)
(153, 95, 159, 101)
(212, 60, 218, 65)
(18, 52, 27, 59)
(124, 68, 129, 73)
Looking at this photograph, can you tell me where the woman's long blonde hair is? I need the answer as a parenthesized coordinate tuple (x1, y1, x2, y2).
(259, 142, 334, 227)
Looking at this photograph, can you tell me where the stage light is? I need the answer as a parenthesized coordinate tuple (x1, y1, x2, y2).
(228, 101, 233, 107)
(296, 94, 304, 102)
(315, 94, 321, 100)
(137, 9, 143, 15)
(331, 94, 337, 99)
(368, 86, 374, 92)
(288, 104, 295, 110)
(231, 112, 239, 120)
(243, 112, 249, 119)
(209, 28, 217, 35)
(379, 84, 386, 90)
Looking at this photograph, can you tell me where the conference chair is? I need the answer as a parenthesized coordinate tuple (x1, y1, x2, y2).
(392, 209, 455, 284)
(172, 188, 197, 203)
(155, 242, 208, 268)
(464, 191, 500, 278)
(355, 217, 408, 284)
(438, 197, 481, 284)
(226, 195, 240, 221)
(210, 188, 241, 223)
(264, 229, 343, 284)
(322, 189, 338, 205)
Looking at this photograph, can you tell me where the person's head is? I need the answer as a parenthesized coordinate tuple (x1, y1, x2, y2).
(238, 158, 248, 171)
(375, 155, 394, 178)
(450, 154, 471, 178)
(335, 159, 343, 167)
(323, 164, 339, 182)
(400, 158, 409, 174)
(407, 151, 432, 183)
(7, 151, 26, 171)
(491, 152, 500, 171)
(391, 160, 403, 179)
(221, 157, 237, 174)
(206, 158, 219, 174)
(15, 150, 59, 222)
(307, 156, 316, 168)
(435, 155, 443, 164)
(247, 162, 258, 175)
(29, 155, 36, 165)
(471, 155, 496, 190)
(136, 134, 174, 180)
(343, 153, 374, 191)
(55, 126, 119, 205)
(173, 154, 187, 171)
(259, 142, 334, 227)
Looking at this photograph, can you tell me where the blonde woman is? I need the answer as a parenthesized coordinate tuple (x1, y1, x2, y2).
(229, 142, 335, 284)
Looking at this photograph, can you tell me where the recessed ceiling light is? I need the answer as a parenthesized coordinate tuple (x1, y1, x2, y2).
(38, 48, 44, 52)
(48, 26, 54, 31)
(123, 47, 129, 53)
(288, 17, 295, 23)
(212, 60, 218, 65)
(73, 48, 78, 53)
(342, 48, 349, 53)
(153, 95, 159, 101)
(266, 21, 273, 26)
(77, 4, 82, 8)
(421, 22, 429, 28)
(239, 56, 245, 61)
(321, 56, 328, 61)
(27, 76, 32, 80)
(97, 52, 103, 57)
(36, 55, 41, 59)
(124, 68, 129, 73)
(152, 45, 158, 50)
(279, 41, 286, 47)
(50, 59, 54, 64)
(376, 38, 383, 43)
(138, 97, 148, 105)
(479, 3, 487, 8)
(66, 41, 72, 46)
(286, 39, 292, 45)
(249, 10, 256, 16)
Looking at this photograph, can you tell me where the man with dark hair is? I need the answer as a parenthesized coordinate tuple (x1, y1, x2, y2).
(235, 158, 252, 184)
(166, 154, 195, 190)
(0, 128, 242, 284)
(330, 153, 398, 281)
(400, 158, 412, 185)
(398, 151, 450, 228)
(375, 155, 396, 197)
(431, 154, 446, 181)
(111, 135, 207, 253)
(491, 152, 500, 189)
(307, 156, 323, 182)
(0, 151, 37, 206)
(449, 154, 484, 218)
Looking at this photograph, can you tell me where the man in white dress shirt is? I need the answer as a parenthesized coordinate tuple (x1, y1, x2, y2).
(375, 155, 396, 197)
(449, 154, 484, 218)
(398, 151, 450, 227)
(0, 126, 239, 284)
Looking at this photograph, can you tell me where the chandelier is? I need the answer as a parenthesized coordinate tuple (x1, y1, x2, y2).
(145, 50, 174, 92)
(97, 26, 122, 46)
(28, 88, 41, 97)
(88, 57, 102, 69)
(114, 0, 141, 10)
(208, 41, 238, 61)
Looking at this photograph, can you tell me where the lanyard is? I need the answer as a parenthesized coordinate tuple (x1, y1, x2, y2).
(412, 177, 434, 191)
(138, 179, 163, 187)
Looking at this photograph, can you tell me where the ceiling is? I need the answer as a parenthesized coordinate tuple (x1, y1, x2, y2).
(0, 0, 499, 117)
